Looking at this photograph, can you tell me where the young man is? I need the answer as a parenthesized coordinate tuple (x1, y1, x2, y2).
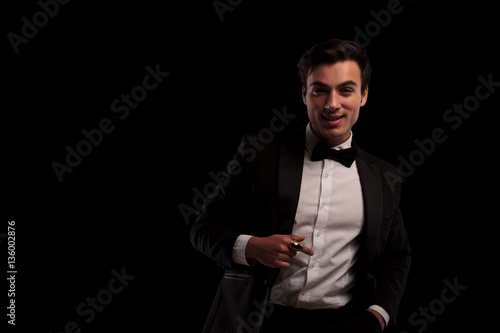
(191, 39, 411, 333)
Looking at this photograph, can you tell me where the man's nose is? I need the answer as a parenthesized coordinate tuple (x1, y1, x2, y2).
(325, 92, 341, 110)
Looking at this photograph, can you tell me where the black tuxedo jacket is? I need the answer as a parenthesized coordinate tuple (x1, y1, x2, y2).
(191, 126, 411, 333)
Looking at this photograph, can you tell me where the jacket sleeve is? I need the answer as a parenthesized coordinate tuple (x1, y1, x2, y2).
(190, 136, 255, 269)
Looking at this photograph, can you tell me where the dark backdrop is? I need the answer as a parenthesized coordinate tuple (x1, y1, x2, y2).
(4, 0, 498, 332)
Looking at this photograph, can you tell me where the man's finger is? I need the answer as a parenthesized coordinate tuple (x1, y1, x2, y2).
(288, 235, 314, 256)
(277, 253, 294, 263)
(289, 235, 306, 242)
(300, 245, 314, 256)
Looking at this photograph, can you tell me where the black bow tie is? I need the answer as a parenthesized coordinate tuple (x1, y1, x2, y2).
(310, 141, 357, 167)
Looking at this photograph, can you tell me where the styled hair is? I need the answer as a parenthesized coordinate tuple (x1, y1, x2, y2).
(297, 39, 371, 92)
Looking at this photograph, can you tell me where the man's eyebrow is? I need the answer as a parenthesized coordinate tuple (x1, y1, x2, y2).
(309, 81, 330, 88)
(309, 80, 358, 88)
(337, 80, 358, 88)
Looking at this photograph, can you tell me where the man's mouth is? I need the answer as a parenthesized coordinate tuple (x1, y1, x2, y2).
(322, 114, 344, 121)
(321, 114, 345, 126)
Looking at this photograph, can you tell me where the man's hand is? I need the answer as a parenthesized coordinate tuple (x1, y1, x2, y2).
(245, 234, 314, 269)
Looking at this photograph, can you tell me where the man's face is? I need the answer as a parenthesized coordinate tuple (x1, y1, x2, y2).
(302, 60, 368, 147)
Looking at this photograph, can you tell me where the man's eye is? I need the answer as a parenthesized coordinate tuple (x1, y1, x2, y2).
(340, 89, 353, 94)
(312, 88, 326, 95)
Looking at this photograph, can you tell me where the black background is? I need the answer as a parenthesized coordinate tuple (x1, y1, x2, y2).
(4, 0, 499, 332)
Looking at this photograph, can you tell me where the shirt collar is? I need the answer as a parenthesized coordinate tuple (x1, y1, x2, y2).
(305, 122, 353, 153)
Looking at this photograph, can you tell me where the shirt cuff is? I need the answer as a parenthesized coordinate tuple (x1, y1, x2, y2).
(232, 234, 253, 266)
(368, 305, 390, 327)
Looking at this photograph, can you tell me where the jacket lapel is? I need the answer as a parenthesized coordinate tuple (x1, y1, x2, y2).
(277, 129, 305, 235)
(356, 147, 383, 266)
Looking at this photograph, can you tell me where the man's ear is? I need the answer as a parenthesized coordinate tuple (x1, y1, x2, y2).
(360, 86, 368, 106)
(302, 86, 307, 105)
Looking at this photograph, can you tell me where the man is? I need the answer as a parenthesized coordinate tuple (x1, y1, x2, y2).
(191, 39, 411, 333)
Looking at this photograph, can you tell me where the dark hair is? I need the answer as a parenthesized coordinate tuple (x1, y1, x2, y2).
(297, 39, 371, 92)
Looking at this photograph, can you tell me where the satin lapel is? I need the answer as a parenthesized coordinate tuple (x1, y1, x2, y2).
(277, 132, 305, 235)
(356, 148, 383, 266)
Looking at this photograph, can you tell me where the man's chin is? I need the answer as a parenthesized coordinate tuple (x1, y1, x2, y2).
(318, 128, 351, 145)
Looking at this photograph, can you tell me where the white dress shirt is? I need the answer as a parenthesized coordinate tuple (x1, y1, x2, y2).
(232, 123, 390, 325)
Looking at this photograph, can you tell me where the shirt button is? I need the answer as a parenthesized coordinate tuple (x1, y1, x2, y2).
(311, 262, 316, 268)
(316, 231, 321, 237)
(324, 173, 329, 179)
(321, 202, 325, 208)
